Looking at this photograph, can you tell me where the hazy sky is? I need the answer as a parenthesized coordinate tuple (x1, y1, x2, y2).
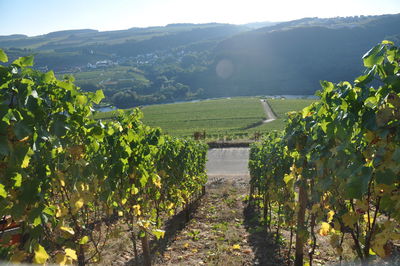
(1, 0, 400, 36)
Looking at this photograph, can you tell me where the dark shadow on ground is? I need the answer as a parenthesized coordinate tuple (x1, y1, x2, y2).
(243, 203, 287, 266)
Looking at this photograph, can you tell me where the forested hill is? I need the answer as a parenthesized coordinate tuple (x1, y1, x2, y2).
(1, 15, 400, 108)
(197, 14, 400, 97)
(0, 23, 247, 71)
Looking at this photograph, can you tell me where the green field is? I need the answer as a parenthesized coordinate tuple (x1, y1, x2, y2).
(95, 97, 316, 139)
(142, 97, 265, 137)
(70, 66, 149, 85)
(247, 98, 317, 134)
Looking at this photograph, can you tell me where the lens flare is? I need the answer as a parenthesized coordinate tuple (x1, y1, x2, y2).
(216, 59, 234, 79)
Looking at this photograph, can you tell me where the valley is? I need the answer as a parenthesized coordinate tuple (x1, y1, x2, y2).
(2, 14, 400, 108)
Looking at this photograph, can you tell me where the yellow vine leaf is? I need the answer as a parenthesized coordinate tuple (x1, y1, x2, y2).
(152, 229, 165, 239)
(21, 154, 31, 168)
(143, 221, 150, 229)
(322, 192, 331, 202)
(153, 175, 162, 188)
(283, 173, 294, 184)
(0, 184, 6, 198)
(137, 219, 150, 229)
(56, 206, 68, 218)
(33, 244, 49, 264)
(60, 226, 75, 235)
(79, 236, 89, 244)
(65, 248, 77, 261)
(72, 197, 84, 211)
(363, 214, 375, 224)
(133, 204, 141, 216)
(56, 206, 61, 218)
(369, 248, 377, 256)
(318, 222, 331, 236)
(327, 210, 335, 223)
(131, 186, 139, 195)
(232, 244, 240, 250)
(77, 182, 89, 192)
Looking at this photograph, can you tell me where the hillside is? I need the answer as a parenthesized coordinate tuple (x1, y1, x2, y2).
(197, 14, 400, 97)
(0, 23, 247, 70)
(1, 14, 400, 108)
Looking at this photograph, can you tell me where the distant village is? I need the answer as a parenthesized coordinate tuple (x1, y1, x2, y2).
(37, 49, 188, 74)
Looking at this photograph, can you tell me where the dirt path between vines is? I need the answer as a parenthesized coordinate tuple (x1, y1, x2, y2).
(103, 176, 285, 266)
(152, 176, 285, 266)
(151, 146, 285, 265)
(103, 149, 288, 265)
(260, 99, 277, 123)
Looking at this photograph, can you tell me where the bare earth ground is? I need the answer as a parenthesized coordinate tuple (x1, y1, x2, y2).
(152, 175, 284, 266)
(100, 175, 286, 266)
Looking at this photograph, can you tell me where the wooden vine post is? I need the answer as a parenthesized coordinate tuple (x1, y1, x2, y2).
(295, 178, 308, 266)
(141, 231, 152, 266)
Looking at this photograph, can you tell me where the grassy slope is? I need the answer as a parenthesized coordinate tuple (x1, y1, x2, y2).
(247, 98, 317, 134)
(142, 97, 265, 137)
(95, 97, 317, 138)
(72, 66, 149, 85)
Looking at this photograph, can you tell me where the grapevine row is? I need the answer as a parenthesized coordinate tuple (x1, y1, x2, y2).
(0, 50, 208, 265)
(249, 41, 400, 265)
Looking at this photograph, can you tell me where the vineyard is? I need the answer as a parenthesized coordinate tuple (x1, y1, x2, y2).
(0, 49, 207, 265)
(249, 41, 400, 265)
(96, 97, 315, 139)
(1, 39, 400, 266)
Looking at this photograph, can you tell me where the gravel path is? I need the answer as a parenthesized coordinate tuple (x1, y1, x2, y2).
(260, 99, 277, 123)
